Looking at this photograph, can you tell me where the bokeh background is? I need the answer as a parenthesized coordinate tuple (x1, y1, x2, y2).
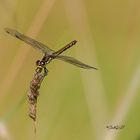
(0, 0, 140, 140)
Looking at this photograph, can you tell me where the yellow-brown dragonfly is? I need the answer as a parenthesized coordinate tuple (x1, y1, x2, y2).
(5, 28, 98, 124)
(5, 28, 97, 72)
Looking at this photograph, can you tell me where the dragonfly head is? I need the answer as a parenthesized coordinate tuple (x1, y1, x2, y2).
(36, 55, 53, 67)
(36, 60, 46, 67)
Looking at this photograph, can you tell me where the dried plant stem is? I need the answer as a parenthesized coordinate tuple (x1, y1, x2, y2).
(28, 67, 48, 122)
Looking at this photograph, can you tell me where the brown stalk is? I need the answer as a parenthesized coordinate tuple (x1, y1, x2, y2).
(28, 67, 47, 122)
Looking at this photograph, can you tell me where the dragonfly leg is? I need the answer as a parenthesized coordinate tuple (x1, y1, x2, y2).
(43, 67, 48, 76)
(35, 66, 43, 73)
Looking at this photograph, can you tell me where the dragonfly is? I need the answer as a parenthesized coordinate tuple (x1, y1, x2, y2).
(5, 28, 98, 72)
(5, 28, 98, 125)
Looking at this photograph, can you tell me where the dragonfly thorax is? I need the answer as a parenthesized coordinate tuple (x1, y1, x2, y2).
(36, 55, 53, 67)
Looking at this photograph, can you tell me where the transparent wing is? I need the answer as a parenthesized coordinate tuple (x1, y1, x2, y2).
(5, 28, 54, 54)
(56, 55, 98, 70)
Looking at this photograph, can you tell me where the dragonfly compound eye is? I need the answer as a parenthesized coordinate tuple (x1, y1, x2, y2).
(36, 60, 41, 66)
(40, 61, 45, 66)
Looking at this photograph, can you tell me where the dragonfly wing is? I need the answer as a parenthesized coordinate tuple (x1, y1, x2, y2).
(5, 28, 54, 54)
(56, 55, 98, 70)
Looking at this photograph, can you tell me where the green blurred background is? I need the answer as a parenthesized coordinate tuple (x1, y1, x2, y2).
(0, 0, 140, 140)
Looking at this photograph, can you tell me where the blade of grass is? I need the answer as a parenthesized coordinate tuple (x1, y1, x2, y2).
(103, 63, 140, 140)
(64, 0, 108, 139)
